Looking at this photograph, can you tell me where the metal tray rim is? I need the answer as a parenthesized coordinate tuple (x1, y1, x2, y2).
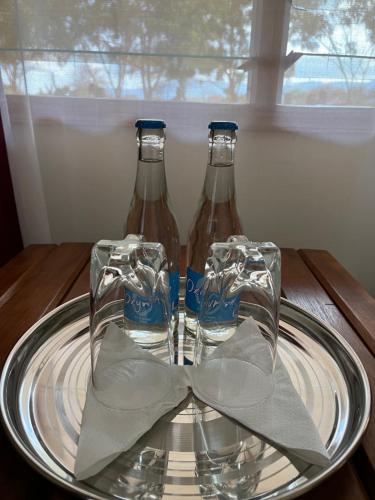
(0, 293, 371, 500)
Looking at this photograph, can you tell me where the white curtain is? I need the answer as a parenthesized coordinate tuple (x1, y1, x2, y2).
(1, 0, 375, 294)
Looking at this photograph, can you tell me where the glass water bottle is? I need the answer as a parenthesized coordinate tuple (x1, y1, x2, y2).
(185, 121, 242, 334)
(124, 119, 180, 329)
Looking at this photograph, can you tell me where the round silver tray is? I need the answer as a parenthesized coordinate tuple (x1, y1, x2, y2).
(0, 295, 370, 500)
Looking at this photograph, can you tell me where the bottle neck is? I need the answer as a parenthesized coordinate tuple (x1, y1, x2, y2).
(134, 128, 167, 201)
(208, 141, 235, 167)
(204, 129, 236, 203)
(203, 164, 235, 203)
(135, 160, 167, 201)
(138, 141, 164, 162)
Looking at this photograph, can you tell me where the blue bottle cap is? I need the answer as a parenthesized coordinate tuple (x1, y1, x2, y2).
(135, 119, 166, 129)
(208, 121, 238, 131)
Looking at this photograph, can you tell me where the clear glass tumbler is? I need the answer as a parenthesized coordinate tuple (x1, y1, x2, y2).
(194, 236, 281, 390)
(90, 234, 173, 408)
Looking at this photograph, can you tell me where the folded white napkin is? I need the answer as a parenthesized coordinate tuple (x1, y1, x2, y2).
(75, 319, 330, 480)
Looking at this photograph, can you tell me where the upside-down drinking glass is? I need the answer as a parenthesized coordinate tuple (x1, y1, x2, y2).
(90, 235, 173, 409)
(194, 236, 281, 391)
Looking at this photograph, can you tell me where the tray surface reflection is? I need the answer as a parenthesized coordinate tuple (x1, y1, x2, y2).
(0, 294, 370, 499)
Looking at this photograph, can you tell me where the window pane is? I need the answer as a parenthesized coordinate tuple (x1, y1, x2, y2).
(0, 0, 253, 104)
(282, 0, 375, 106)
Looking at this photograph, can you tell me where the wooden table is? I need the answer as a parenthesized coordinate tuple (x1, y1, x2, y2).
(0, 243, 374, 499)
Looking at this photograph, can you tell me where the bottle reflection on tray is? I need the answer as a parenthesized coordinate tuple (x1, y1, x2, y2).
(192, 395, 266, 498)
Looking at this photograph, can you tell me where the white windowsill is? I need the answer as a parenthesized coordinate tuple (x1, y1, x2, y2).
(5, 94, 375, 142)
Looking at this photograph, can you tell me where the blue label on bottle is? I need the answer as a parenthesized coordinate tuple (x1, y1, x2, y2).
(185, 267, 240, 322)
(185, 267, 204, 313)
(124, 271, 179, 324)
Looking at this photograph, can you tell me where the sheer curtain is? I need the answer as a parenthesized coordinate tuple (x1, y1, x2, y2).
(1, 0, 375, 294)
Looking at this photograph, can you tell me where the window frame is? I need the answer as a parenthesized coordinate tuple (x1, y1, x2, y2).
(2, 0, 375, 121)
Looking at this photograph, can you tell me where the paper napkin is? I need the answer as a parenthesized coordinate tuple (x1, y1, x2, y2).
(75, 319, 330, 479)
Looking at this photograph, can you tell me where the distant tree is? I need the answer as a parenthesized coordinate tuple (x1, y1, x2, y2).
(150, 0, 214, 101)
(205, 0, 252, 103)
(0, 0, 28, 92)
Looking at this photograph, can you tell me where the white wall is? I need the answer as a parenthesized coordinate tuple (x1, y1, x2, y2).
(31, 118, 375, 296)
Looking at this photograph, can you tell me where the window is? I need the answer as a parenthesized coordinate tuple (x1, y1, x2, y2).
(2, 1, 374, 107)
(0, 0, 254, 104)
(283, 0, 375, 106)
(2, 1, 375, 108)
